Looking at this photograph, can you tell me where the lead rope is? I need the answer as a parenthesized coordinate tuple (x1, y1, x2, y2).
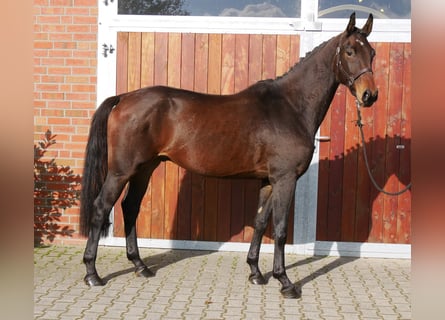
(355, 102, 412, 196)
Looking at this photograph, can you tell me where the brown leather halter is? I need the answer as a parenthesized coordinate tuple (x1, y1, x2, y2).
(335, 46, 373, 87)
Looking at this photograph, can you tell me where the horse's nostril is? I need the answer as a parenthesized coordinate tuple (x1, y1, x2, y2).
(363, 90, 371, 102)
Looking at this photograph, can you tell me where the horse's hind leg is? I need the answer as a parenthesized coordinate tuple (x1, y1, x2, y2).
(122, 165, 158, 278)
(83, 174, 128, 286)
(247, 182, 273, 285)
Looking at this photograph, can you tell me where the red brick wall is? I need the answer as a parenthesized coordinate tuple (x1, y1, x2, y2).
(34, 0, 98, 245)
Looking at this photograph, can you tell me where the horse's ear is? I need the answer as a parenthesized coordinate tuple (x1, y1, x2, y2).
(361, 13, 374, 37)
(346, 12, 356, 35)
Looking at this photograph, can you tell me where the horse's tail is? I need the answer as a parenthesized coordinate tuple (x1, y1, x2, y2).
(79, 95, 120, 238)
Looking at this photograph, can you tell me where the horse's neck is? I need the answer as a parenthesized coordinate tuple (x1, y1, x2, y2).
(277, 35, 341, 138)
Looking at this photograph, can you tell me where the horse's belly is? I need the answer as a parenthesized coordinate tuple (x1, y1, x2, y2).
(162, 140, 268, 179)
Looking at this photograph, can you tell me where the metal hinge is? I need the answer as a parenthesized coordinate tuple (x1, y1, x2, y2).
(102, 44, 115, 58)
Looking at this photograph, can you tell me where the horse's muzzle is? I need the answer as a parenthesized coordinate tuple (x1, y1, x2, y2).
(362, 89, 378, 107)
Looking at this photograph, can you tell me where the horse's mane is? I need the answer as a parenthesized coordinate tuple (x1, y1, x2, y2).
(245, 36, 336, 95)
(275, 39, 332, 81)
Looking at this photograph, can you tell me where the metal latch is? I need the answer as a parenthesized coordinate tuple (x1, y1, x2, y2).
(315, 136, 331, 142)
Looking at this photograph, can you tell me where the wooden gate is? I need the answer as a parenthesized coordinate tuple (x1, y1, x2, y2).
(112, 32, 300, 244)
(316, 42, 411, 244)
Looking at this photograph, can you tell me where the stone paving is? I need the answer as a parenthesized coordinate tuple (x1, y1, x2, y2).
(34, 245, 411, 319)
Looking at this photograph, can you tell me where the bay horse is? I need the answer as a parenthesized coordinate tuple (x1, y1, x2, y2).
(80, 13, 378, 298)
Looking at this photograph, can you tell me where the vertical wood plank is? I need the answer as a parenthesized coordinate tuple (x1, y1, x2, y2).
(340, 92, 359, 241)
(397, 43, 411, 244)
(243, 34, 265, 242)
(176, 33, 195, 240)
(221, 33, 245, 242)
(167, 33, 182, 87)
(217, 183, 231, 241)
(354, 105, 373, 241)
(164, 33, 182, 239)
(354, 39, 376, 241)
(136, 34, 155, 239)
(165, 162, 178, 239)
(235, 34, 257, 242)
(234, 34, 249, 91)
(248, 34, 263, 85)
(230, 181, 245, 242)
(243, 180, 260, 242)
(353, 42, 387, 242)
(289, 35, 300, 67)
(191, 174, 205, 240)
(276, 35, 290, 77)
(194, 33, 208, 93)
(207, 33, 222, 94)
(136, 181, 152, 239)
(177, 168, 192, 240)
(382, 42, 404, 243)
(368, 42, 390, 242)
(316, 98, 333, 241)
(126, 32, 144, 236)
(326, 86, 346, 240)
(154, 32, 169, 85)
(204, 178, 218, 241)
(190, 33, 208, 240)
(224, 33, 245, 242)
(116, 32, 128, 95)
(180, 33, 195, 90)
(203, 33, 222, 242)
(150, 32, 169, 239)
(221, 34, 236, 94)
(127, 32, 142, 91)
(214, 29, 231, 240)
(141, 32, 155, 87)
(262, 35, 277, 80)
(113, 32, 129, 238)
(245, 34, 270, 243)
(150, 152, 166, 238)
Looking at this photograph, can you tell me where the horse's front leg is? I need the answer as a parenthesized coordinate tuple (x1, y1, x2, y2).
(247, 183, 273, 285)
(271, 175, 301, 299)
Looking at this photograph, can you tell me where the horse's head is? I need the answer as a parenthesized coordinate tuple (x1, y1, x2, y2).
(335, 13, 378, 107)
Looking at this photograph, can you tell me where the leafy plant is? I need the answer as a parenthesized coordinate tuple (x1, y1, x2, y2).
(34, 130, 80, 246)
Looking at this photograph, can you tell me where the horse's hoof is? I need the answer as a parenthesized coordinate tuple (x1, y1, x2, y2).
(280, 285, 302, 299)
(135, 266, 154, 278)
(249, 273, 267, 285)
(84, 274, 104, 286)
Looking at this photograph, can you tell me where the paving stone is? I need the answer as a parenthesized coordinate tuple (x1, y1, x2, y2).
(302, 311, 324, 319)
(34, 245, 411, 320)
